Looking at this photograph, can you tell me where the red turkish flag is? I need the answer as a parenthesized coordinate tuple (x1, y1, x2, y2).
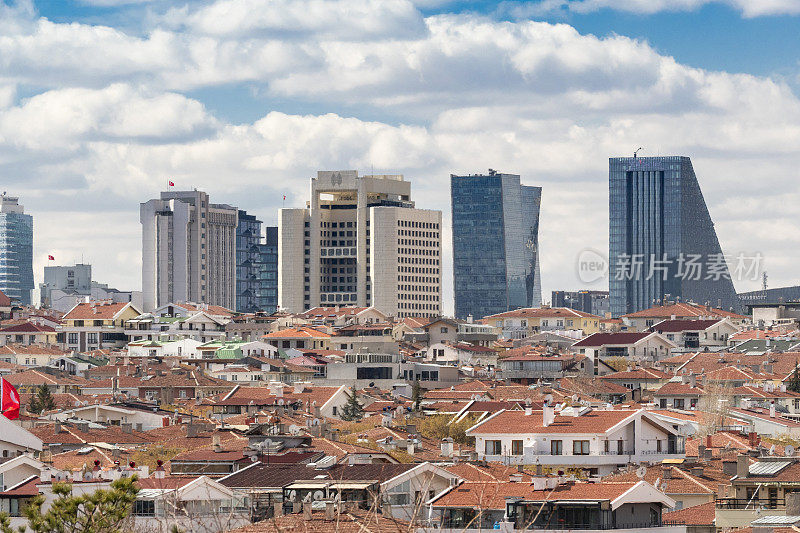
(0, 378, 19, 420)
(48, 255, 54, 261)
(168, 181, 175, 187)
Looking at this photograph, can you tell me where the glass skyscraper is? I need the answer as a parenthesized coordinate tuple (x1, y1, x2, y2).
(236, 210, 279, 313)
(609, 156, 739, 316)
(0, 194, 33, 306)
(451, 170, 542, 320)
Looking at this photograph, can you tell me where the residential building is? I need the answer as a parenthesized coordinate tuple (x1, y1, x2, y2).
(124, 302, 234, 344)
(0, 323, 57, 346)
(39, 264, 141, 313)
(599, 368, 671, 391)
(648, 318, 739, 350)
(450, 170, 542, 319)
(609, 156, 739, 316)
(653, 376, 704, 409)
(466, 406, 685, 475)
(58, 301, 142, 352)
(279, 170, 442, 318)
(0, 195, 33, 306)
(572, 332, 676, 366)
(621, 302, 749, 332)
(431, 479, 678, 533)
(552, 290, 610, 317)
(141, 190, 238, 311)
(484, 307, 601, 339)
(498, 348, 589, 383)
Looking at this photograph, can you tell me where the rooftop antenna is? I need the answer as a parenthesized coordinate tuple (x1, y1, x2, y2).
(633, 147, 643, 158)
(762, 272, 768, 291)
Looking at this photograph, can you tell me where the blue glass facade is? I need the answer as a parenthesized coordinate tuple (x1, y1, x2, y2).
(235, 211, 278, 313)
(0, 195, 33, 306)
(609, 156, 739, 316)
(451, 172, 542, 320)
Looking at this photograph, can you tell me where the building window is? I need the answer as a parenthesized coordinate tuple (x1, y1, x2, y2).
(440, 327, 448, 334)
(511, 440, 523, 456)
(573, 440, 590, 455)
(133, 500, 155, 516)
(485, 440, 502, 456)
(550, 440, 562, 455)
(68, 333, 79, 345)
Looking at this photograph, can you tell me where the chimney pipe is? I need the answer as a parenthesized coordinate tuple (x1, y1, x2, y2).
(736, 454, 749, 479)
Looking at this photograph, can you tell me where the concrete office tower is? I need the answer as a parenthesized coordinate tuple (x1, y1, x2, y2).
(0, 194, 33, 306)
(279, 171, 442, 318)
(609, 156, 738, 316)
(141, 190, 238, 312)
(450, 171, 542, 320)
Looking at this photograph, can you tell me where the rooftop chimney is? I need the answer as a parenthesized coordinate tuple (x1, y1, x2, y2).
(736, 454, 749, 479)
(542, 400, 555, 428)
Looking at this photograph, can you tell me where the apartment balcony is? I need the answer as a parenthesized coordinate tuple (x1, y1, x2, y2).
(715, 499, 786, 529)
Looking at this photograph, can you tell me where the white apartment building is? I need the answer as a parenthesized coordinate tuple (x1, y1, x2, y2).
(140, 191, 237, 312)
(467, 404, 685, 476)
(279, 171, 442, 318)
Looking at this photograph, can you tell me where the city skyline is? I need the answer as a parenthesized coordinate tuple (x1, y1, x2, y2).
(3, 1, 800, 314)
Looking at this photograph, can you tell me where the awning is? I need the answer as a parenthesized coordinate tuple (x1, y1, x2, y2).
(329, 482, 375, 490)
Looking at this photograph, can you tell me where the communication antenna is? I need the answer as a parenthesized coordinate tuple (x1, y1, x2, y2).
(762, 272, 768, 291)
(633, 147, 644, 158)
(785, 445, 795, 457)
(636, 466, 647, 479)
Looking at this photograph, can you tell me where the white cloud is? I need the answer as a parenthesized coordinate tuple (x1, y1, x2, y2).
(503, 0, 800, 17)
(0, 0, 798, 311)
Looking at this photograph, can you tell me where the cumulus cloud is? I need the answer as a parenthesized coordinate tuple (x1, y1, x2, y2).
(503, 0, 800, 17)
(0, 0, 797, 308)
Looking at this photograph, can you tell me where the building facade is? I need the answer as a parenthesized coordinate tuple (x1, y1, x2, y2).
(0, 195, 33, 306)
(140, 190, 237, 311)
(259, 226, 278, 313)
(609, 156, 738, 317)
(279, 171, 442, 318)
(235, 212, 279, 314)
(552, 290, 610, 317)
(451, 170, 542, 320)
(39, 264, 140, 312)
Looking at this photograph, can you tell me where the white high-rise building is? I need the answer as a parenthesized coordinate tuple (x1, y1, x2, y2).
(140, 191, 237, 312)
(279, 171, 442, 318)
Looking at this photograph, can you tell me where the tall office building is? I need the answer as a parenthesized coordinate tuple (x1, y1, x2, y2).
(236, 210, 278, 314)
(450, 170, 542, 320)
(609, 156, 738, 316)
(141, 190, 237, 312)
(279, 171, 442, 318)
(259, 226, 278, 313)
(0, 194, 33, 305)
(552, 290, 609, 317)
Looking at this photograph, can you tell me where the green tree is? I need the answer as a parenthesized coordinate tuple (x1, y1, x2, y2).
(788, 360, 800, 393)
(0, 475, 139, 533)
(27, 385, 56, 415)
(411, 378, 422, 411)
(340, 386, 364, 422)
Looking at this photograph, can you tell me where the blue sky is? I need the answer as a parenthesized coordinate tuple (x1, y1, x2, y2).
(2, 0, 800, 311)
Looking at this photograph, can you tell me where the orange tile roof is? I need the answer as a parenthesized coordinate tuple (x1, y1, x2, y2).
(664, 501, 716, 525)
(485, 307, 599, 320)
(623, 302, 747, 320)
(264, 327, 332, 339)
(229, 508, 410, 533)
(468, 409, 638, 435)
(63, 301, 132, 321)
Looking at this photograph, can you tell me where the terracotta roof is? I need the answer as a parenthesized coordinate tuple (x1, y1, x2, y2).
(0, 476, 39, 497)
(63, 301, 132, 321)
(654, 381, 705, 396)
(443, 462, 536, 483)
(264, 327, 332, 339)
(6, 369, 89, 386)
(730, 329, 797, 341)
(176, 303, 234, 317)
(485, 307, 599, 320)
(623, 302, 747, 320)
(49, 447, 135, 470)
(0, 291, 10, 307)
(298, 306, 371, 319)
(468, 409, 639, 435)
(137, 475, 200, 490)
(650, 319, 725, 333)
(600, 368, 670, 380)
(0, 322, 56, 333)
(664, 501, 716, 525)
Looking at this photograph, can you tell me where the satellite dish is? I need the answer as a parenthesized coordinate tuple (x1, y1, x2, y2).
(785, 445, 795, 457)
(313, 490, 324, 501)
(660, 481, 669, 492)
(769, 444, 776, 456)
(288, 490, 297, 501)
(636, 466, 647, 479)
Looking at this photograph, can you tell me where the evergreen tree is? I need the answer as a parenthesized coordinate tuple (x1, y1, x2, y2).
(30, 384, 56, 414)
(340, 385, 364, 422)
(412, 378, 422, 411)
(0, 475, 139, 533)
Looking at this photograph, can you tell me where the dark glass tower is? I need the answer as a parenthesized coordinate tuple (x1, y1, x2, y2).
(236, 211, 279, 314)
(609, 156, 738, 316)
(451, 170, 542, 320)
(0, 195, 33, 306)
